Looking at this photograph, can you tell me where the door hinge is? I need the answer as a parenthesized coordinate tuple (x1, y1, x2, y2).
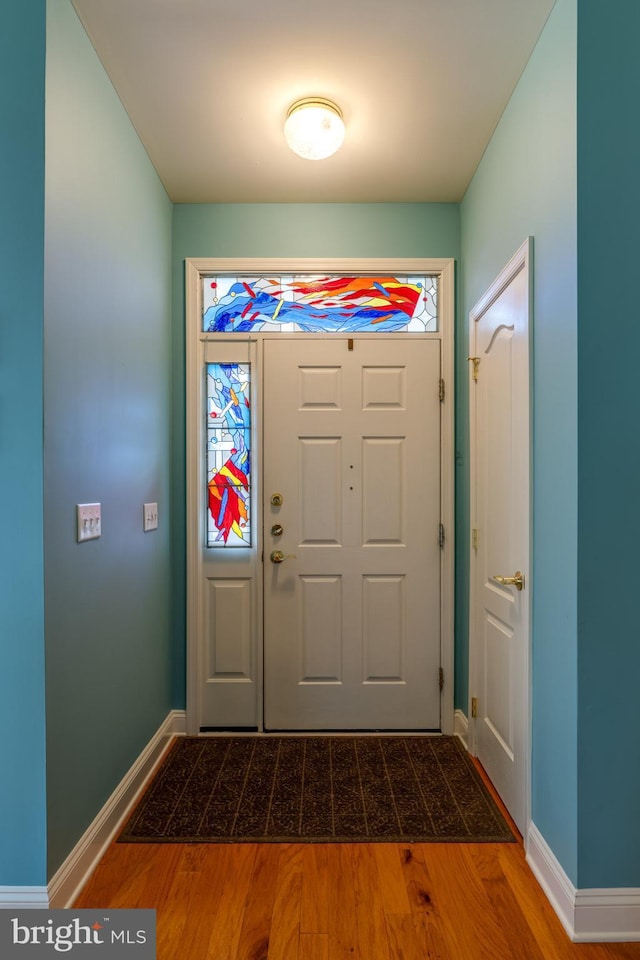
(439, 378, 445, 402)
(439, 667, 444, 692)
(472, 528, 479, 551)
(471, 697, 478, 719)
(438, 523, 445, 548)
(468, 356, 480, 382)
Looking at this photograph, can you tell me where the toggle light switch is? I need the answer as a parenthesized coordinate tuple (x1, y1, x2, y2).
(144, 502, 158, 532)
(77, 503, 101, 542)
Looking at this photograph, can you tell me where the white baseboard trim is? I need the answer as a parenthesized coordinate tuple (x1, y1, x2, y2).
(171, 709, 187, 735)
(573, 889, 640, 943)
(527, 822, 640, 942)
(0, 887, 49, 910)
(48, 709, 186, 909)
(526, 822, 576, 939)
(454, 709, 468, 749)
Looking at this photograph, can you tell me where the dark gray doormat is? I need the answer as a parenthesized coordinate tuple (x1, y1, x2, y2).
(118, 736, 516, 844)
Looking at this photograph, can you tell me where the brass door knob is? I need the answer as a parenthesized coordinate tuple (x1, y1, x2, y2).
(493, 571, 525, 591)
(270, 493, 283, 506)
(270, 550, 297, 564)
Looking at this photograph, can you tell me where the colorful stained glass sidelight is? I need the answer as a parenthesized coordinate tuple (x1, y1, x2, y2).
(206, 363, 251, 547)
(202, 275, 438, 333)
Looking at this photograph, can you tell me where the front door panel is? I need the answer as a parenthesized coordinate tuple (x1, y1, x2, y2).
(263, 338, 442, 730)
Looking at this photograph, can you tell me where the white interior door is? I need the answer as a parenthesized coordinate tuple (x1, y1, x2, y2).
(469, 240, 531, 834)
(263, 337, 442, 730)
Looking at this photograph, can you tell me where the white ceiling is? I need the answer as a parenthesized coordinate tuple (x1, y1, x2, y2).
(70, 0, 556, 204)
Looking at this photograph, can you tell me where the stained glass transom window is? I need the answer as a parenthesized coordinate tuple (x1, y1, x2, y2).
(202, 275, 438, 333)
(206, 363, 251, 547)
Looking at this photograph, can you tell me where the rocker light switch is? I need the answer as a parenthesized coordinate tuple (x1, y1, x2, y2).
(77, 503, 101, 542)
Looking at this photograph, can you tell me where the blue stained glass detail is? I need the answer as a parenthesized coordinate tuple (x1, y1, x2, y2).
(206, 363, 251, 547)
(202, 275, 438, 333)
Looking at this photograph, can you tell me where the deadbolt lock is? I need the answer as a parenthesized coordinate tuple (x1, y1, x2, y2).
(270, 493, 283, 507)
(271, 523, 284, 537)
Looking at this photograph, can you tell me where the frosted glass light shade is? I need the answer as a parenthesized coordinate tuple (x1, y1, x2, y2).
(284, 98, 345, 160)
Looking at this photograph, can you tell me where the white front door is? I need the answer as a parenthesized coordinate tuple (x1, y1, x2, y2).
(469, 240, 531, 834)
(263, 337, 442, 730)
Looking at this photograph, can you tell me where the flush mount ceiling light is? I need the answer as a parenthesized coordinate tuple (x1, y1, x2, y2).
(284, 98, 345, 160)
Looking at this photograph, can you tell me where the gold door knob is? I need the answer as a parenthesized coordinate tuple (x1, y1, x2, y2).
(270, 493, 283, 506)
(270, 550, 297, 564)
(493, 571, 525, 591)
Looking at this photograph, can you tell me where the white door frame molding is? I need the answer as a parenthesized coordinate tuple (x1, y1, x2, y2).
(185, 258, 455, 736)
(468, 238, 533, 835)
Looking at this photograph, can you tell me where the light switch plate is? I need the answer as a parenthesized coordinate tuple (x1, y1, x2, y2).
(77, 503, 101, 542)
(144, 502, 158, 532)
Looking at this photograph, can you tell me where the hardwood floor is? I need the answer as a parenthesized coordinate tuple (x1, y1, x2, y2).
(74, 753, 640, 959)
(75, 838, 640, 960)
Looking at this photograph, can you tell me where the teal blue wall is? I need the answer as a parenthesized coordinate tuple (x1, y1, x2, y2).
(576, 0, 640, 888)
(0, 0, 47, 887)
(461, 0, 578, 882)
(44, 0, 173, 877)
(170, 203, 461, 707)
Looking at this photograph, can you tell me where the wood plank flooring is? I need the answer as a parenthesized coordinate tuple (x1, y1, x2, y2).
(74, 753, 640, 960)
(75, 838, 640, 960)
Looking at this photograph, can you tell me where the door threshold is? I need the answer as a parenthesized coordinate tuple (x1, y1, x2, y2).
(200, 726, 259, 733)
(198, 727, 443, 737)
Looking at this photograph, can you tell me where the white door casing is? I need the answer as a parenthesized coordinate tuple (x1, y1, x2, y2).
(469, 239, 532, 835)
(185, 258, 455, 735)
(263, 337, 441, 730)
